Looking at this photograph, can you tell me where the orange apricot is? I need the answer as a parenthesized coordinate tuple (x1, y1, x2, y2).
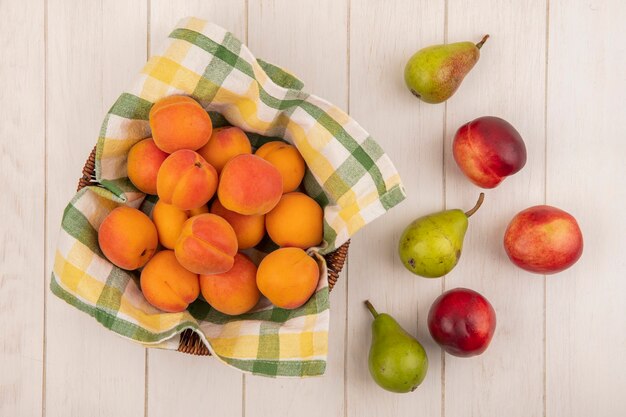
(255, 141, 306, 193)
(127, 138, 169, 195)
(218, 154, 282, 215)
(149, 95, 212, 153)
(156, 150, 218, 210)
(174, 214, 238, 275)
(140, 250, 199, 313)
(98, 206, 158, 270)
(265, 192, 323, 249)
(197, 126, 252, 173)
(200, 253, 260, 315)
(210, 199, 265, 250)
(256, 248, 320, 309)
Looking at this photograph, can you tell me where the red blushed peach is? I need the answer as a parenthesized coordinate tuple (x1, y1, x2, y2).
(504, 205, 583, 274)
(174, 214, 238, 275)
(200, 253, 260, 315)
(210, 199, 265, 250)
(98, 206, 158, 270)
(197, 126, 252, 173)
(453, 116, 527, 188)
(149, 96, 212, 153)
(140, 250, 199, 313)
(127, 138, 169, 195)
(156, 150, 218, 210)
(218, 154, 282, 215)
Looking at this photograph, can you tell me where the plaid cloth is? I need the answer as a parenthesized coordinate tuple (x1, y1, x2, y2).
(51, 17, 405, 377)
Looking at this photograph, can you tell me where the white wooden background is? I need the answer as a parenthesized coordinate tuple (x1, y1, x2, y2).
(1, 0, 625, 416)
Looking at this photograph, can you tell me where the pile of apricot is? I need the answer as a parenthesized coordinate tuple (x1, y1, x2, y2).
(97, 96, 324, 314)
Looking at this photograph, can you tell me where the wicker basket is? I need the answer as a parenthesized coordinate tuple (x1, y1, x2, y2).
(78, 146, 349, 356)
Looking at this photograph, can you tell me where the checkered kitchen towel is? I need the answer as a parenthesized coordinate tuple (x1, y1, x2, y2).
(51, 17, 405, 377)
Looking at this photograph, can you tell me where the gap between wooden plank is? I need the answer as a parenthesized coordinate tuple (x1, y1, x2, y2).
(441, 1, 448, 416)
(42, 0, 49, 415)
(543, 2, 550, 417)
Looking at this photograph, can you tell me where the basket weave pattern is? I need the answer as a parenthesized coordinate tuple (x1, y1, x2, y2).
(77, 146, 349, 356)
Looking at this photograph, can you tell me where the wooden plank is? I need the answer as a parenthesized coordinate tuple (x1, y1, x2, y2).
(546, 1, 626, 416)
(443, 1, 547, 416)
(145, 3, 246, 417)
(44, 1, 148, 416)
(347, 1, 445, 416)
(0, 0, 45, 416)
(244, 1, 348, 415)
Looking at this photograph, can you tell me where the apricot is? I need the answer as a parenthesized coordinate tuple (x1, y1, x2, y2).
(98, 206, 158, 270)
(265, 192, 323, 249)
(175, 214, 238, 275)
(156, 150, 218, 210)
(210, 199, 265, 250)
(149, 95, 212, 153)
(256, 248, 320, 309)
(197, 126, 252, 173)
(127, 138, 169, 195)
(152, 201, 210, 249)
(255, 141, 306, 193)
(218, 154, 282, 215)
(140, 250, 199, 313)
(187, 205, 209, 216)
(200, 253, 260, 315)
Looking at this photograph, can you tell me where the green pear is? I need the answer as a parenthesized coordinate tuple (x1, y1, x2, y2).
(398, 193, 485, 278)
(404, 35, 489, 104)
(365, 300, 428, 393)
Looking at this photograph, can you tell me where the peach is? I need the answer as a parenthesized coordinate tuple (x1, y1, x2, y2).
(218, 154, 282, 215)
(504, 205, 583, 274)
(149, 95, 212, 153)
(210, 199, 265, 250)
(265, 192, 323, 249)
(175, 213, 238, 275)
(256, 247, 320, 309)
(140, 250, 199, 313)
(98, 206, 158, 270)
(197, 126, 252, 173)
(127, 138, 169, 195)
(200, 253, 260, 315)
(255, 141, 306, 193)
(156, 150, 218, 210)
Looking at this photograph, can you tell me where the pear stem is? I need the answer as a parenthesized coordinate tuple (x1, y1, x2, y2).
(464, 193, 485, 218)
(364, 300, 379, 318)
(476, 34, 490, 49)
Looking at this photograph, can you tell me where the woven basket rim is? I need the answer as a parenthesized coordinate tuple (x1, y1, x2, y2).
(77, 145, 349, 356)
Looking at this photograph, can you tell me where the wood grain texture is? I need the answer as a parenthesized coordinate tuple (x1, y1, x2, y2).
(1, 1, 623, 415)
(44, 1, 147, 416)
(546, 1, 626, 416)
(444, 1, 547, 416)
(145, 3, 246, 417)
(0, 0, 45, 416)
(347, 1, 445, 416)
(244, 2, 347, 415)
